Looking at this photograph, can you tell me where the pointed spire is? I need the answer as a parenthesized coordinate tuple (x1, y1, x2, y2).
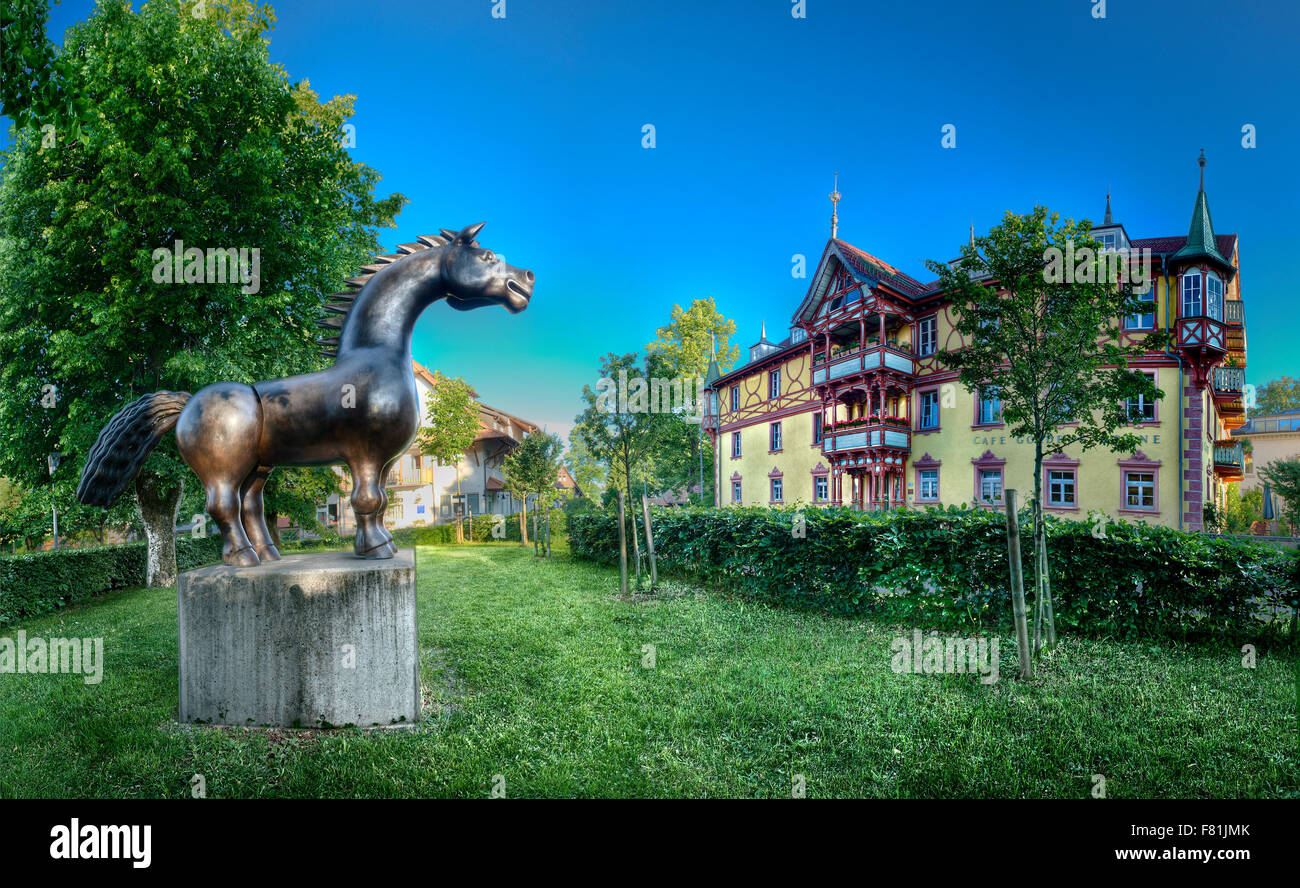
(828, 172, 841, 240)
(969, 221, 975, 247)
(761, 319, 767, 341)
(1104, 189, 1113, 225)
(1172, 149, 1231, 272)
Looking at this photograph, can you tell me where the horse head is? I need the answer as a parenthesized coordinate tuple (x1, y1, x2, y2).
(440, 222, 534, 314)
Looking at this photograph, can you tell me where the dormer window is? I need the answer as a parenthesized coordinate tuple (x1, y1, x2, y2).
(1099, 232, 1117, 251)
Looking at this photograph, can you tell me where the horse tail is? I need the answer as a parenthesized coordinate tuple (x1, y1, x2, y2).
(75, 391, 191, 507)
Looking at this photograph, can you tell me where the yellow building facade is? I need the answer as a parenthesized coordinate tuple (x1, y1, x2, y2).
(704, 160, 1247, 531)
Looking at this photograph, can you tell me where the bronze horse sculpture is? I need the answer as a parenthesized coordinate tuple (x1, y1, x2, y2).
(76, 223, 533, 566)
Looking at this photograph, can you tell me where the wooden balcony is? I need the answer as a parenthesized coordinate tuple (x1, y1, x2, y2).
(1225, 299, 1245, 326)
(1175, 316, 1227, 353)
(823, 422, 911, 457)
(1213, 440, 1245, 481)
(812, 344, 916, 387)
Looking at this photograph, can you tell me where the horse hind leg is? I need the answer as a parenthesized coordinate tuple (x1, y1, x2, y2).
(208, 481, 259, 567)
(176, 383, 262, 567)
(240, 466, 280, 561)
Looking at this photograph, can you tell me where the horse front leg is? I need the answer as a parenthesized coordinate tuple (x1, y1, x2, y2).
(350, 459, 398, 559)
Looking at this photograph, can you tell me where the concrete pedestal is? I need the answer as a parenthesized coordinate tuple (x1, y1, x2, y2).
(178, 550, 420, 729)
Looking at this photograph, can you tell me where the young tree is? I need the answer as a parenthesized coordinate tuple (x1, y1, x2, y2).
(564, 435, 607, 502)
(927, 207, 1168, 655)
(0, 1, 404, 585)
(416, 372, 480, 542)
(1259, 458, 1300, 528)
(574, 353, 666, 573)
(501, 430, 563, 556)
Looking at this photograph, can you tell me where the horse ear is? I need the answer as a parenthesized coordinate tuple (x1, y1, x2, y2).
(458, 222, 486, 244)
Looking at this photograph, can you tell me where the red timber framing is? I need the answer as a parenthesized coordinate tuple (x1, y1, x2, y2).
(801, 256, 916, 511)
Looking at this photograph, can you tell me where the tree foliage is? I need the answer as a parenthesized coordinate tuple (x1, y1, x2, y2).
(0, 0, 404, 581)
(1255, 377, 1300, 416)
(415, 372, 479, 468)
(926, 207, 1170, 654)
(645, 297, 739, 378)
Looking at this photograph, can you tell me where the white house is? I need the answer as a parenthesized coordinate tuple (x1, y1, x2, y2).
(319, 361, 540, 531)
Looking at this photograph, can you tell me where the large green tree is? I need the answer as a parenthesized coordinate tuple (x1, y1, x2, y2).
(927, 207, 1168, 669)
(0, 0, 404, 584)
(643, 301, 738, 504)
(1259, 458, 1300, 527)
(1254, 377, 1300, 416)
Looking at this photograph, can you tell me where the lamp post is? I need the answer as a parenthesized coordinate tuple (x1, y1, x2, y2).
(47, 452, 61, 549)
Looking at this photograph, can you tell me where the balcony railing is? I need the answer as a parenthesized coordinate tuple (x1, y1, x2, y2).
(1213, 441, 1244, 475)
(386, 466, 436, 486)
(812, 344, 915, 386)
(1212, 366, 1244, 396)
(1225, 300, 1245, 326)
(823, 422, 910, 454)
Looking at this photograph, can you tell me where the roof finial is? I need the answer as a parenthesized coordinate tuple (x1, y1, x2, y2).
(761, 319, 767, 341)
(1198, 148, 1206, 192)
(1104, 188, 1113, 225)
(828, 172, 841, 240)
(969, 220, 975, 247)
(711, 332, 716, 358)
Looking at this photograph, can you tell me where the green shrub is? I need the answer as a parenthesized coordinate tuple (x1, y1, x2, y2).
(569, 505, 1298, 642)
(0, 535, 221, 626)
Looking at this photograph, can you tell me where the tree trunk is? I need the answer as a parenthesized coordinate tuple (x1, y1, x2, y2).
(1031, 447, 1044, 654)
(135, 472, 182, 588)
(1003, 489, 1033, 679)
(518, 499, 528, 545)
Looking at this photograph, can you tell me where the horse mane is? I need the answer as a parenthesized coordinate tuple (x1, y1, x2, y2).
(316, 232, 470, 359)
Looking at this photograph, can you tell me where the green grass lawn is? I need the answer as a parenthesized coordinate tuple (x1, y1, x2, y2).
(1, 544, 1296, 798)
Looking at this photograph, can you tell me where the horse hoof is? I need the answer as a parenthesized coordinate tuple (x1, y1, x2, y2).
(224, 547, 261, 567)
(255, 544, 281, 561)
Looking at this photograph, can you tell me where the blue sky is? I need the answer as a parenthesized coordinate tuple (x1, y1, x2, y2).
(9, 0, 1299, 440)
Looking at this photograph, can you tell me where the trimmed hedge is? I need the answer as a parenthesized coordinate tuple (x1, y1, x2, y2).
(0, 536, 222, 626)
(569, 505, 1300, 642)
(286, 509, 567, 551)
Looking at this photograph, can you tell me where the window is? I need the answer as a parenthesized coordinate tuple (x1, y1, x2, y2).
(979, 470, 1002, 503)
(1048, 470, 1076, 506)
(814, 475, 828, 501)
(918, 316, 937, 356)
(730, 385, 740, 411)
(769, 369, 781, 399)
(1125, 372, 1157, 423)
(812, 411, 824, 445)
(731, 480, 742, 503)
(770, 477, 783, 502)
(1099, 231, 1118, 251)
(1206, 275, 1223, 321)
(731, 431, 741, 458)
(918, 469, 939, 501)
(919, 390, 939, 429)
(1126, 284, 1155, 329)
(769, 422, 782, 451)
(440, 494, 451, 517)
(1181, 273, 1202, 317)
(1125, 472, 1155, 510)
(978, 387, 1001, 425)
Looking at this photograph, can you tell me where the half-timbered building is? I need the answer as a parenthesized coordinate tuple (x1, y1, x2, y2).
(703, 155, 1247, 531)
